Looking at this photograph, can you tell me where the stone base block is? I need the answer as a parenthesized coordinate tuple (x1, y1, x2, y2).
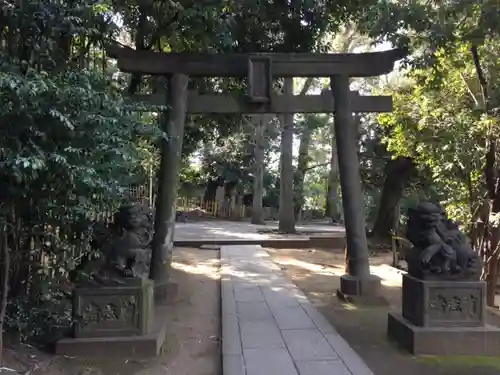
(402, 274, 486, 328)
(336, 274, 387, 305)
(55, 305, 169, 357)
(388, 313, 500, 356)
(73, 278, 154, 338)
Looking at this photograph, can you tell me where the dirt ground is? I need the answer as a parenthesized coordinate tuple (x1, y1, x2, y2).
(1, 248, 221, 375)
(267, 247, 500, 375)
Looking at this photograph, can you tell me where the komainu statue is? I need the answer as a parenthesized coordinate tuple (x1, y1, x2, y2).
(405, 202, 481, 281)
(88, 204, 154, 286)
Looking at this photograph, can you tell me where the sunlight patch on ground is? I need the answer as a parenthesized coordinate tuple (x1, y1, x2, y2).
(342, 303, 358, 310)
(270, 249, 403, 289)
(171, 261, 220, 280)
(273, 257, 345, 277)
(223, 261, 281, 281)
(370, 264, 404, 288)
(226, 270, 261, 279)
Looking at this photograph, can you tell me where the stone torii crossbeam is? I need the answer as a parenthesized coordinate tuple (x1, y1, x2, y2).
(131, 89, 393, 114)
(108, 45, 407, 303)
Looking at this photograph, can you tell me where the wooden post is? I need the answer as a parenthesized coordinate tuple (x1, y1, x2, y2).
(330, 75, 381, 300)
(150, 73, 189, 303)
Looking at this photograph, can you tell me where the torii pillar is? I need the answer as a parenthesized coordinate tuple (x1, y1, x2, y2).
(331, 75, 380, 302)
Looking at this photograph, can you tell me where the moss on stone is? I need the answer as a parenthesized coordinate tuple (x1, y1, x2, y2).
(416, 356, 500, 369)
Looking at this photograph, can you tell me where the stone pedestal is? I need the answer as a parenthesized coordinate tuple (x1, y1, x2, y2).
(73, 278, 154, 338)
(56, 278, 169, 357)
(388, 274, 500, 355)
(401, 274, 485, 327)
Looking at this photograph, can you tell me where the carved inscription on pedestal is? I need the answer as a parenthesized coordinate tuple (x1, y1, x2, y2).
(81, 296, 137, 328)
(428, 289, 480, 322)
(73, 279, 154, 338)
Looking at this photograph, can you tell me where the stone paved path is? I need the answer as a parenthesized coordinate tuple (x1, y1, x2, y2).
(175, 221, 344, 241)
(221, 245, 375, 375)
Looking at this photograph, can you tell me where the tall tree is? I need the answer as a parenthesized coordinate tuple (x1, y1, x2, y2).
(371, 157, 415, 241)
(292, 77, 323, 220)
(326, 118, 342, 222)
(360, 0, 500, 305)
(378, 42, 500, 303)
(294, 113, 328, 219)
(251, 115, 270, 224)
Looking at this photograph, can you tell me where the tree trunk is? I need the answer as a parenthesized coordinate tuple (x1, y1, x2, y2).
(278, 78, 296, 233)
(203, 180, 220, 202)
(251, 115, 268, 225)
(485, 197, 500, 307)
(294, 122, 312, 220)
(371, 157, 414, 242)
(481, 138, 500, 307)
(486, 251, 499, 307)
(290, 77, 315, 221)
(0, 223, 10, 366)
(470, 44, 499, 307)
(484, 147, 500, 307)
(326, 122, 341, 222)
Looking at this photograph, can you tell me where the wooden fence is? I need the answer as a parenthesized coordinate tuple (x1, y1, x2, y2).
(126, 185, 246, 219)
(176, 197, 246, 219)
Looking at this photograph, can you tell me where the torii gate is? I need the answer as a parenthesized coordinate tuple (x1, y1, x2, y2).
(108, 46, 407, 303)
